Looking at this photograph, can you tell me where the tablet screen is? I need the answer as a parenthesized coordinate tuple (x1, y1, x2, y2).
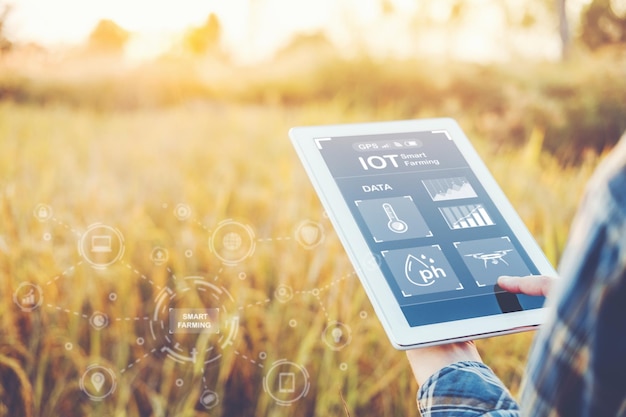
(313, 129, 545, 327)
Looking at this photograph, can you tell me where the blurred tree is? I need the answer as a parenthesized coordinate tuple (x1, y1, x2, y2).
(87, 19, 129, 53)
(0, 2, 13, 53)
(579, 0, 626, 50)
(497, 0, 572, 60)
(556, 0, 571, 59)
(273, 31, 337, 62)
(184, 13, 221, 55)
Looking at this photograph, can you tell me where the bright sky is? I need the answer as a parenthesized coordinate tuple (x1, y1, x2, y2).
(7, 0, 349, 61)
(5, 0, 593, 63)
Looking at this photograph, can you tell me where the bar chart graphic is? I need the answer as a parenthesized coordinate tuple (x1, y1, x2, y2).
(422, 176, 477, 201)
(439, 204, 494, 229)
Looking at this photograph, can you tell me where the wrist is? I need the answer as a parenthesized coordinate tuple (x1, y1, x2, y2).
(406, 341, 483, 386)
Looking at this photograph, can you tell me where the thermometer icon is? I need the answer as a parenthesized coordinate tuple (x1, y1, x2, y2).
(382, 203, 408, 233)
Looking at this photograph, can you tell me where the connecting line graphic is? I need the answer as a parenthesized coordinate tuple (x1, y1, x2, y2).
(115, 316, 150, 322)
(209, 268, 224, 282)
(313, 292, 330, 320)
(49, 217, 83, 238)
(256, 236, 292, 243)
(193, 219, 212, 234)
(294, 271, 355, 297)
(28, 203, 356, 408)
(125, 262, 163, 290)
(44, 304, 89, 319)
(238, 298, 271, 312)
(318, 271, 357, 293)
(232, 350, 265, 369)
(45, 262, 83, 286)
(230, 300, 271, 371)
(119, 348, 159, 375)
(291, 271, 357, 322)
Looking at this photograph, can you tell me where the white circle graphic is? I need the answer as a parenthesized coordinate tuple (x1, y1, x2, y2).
(89, 311, 109, 330)
(209, 220, 256, 265)
(294, 220, 325, 249)
(322, 321, 352, 351)
(263, 360, 310, 406)
(199, 389, 219, 409)
(79, 364, 117, 401)
(78, 223, 125, 269)
(13, 282, 43, 312)
(174, 204, 191, 220)
(149, 276, 239, 366)
(33, 204, 53, 221)
(274, 284, 293, 303)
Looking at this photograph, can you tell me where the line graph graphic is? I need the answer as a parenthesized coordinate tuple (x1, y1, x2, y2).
(422, 177, 477, 201)
(439, 204, 494, 229)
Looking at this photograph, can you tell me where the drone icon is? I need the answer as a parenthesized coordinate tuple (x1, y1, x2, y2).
(465, 250, 513, 268)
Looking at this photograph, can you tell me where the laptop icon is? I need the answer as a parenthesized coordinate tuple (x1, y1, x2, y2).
(91, 235, 112, 253)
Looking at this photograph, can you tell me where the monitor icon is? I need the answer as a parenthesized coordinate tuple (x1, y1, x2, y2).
(91, 235, 112, 253)
(78, 224, 125, 269)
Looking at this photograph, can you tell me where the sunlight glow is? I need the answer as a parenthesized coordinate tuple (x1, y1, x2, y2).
(6, 0, 586, 63)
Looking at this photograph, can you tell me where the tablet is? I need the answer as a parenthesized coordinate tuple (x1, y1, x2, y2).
(289, 118, 557, 349)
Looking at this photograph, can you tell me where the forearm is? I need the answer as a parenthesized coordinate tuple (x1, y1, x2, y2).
(406, 341, 482, 386)
(407, 341, 520, 416)
(416, 361, 520, 417)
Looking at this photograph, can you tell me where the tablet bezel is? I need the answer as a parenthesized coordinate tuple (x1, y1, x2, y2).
(289, 118, 556, 349)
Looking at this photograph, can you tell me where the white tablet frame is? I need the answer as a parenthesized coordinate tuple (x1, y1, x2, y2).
(289, 118, 556, 349)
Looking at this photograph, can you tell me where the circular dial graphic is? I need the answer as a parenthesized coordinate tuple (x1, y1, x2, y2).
(149, 276, 239, 366)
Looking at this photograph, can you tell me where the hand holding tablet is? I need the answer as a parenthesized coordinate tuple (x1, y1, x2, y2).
(405, 274, 555, 385)
(290, 118, 557, 348)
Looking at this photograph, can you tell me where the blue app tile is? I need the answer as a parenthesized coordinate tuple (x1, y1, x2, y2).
(381, 245, 463, 300)
(454, 236, 532, 287)
(355, 196, 432, 243)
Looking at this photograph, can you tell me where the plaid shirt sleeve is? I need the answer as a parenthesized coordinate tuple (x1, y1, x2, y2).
(519, 134, 626, 417)
(418, 134, 626, 417)
(418, 361, 520, 416)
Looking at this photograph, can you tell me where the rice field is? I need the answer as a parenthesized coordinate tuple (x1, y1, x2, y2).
(0, 96, 600, 417)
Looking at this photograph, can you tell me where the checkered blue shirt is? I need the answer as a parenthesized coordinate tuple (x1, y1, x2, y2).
(418, 135, 626, 417)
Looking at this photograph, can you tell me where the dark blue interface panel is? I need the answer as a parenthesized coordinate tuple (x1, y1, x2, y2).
(316, 130, 544, 326)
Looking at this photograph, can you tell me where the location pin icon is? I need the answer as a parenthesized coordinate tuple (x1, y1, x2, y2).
(91, 372, 105, 393)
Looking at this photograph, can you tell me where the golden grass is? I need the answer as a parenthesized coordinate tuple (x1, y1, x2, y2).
(0, 99, 598, 416)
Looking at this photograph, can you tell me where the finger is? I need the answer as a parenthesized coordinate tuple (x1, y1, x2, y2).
(497, 275, 553, 297)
